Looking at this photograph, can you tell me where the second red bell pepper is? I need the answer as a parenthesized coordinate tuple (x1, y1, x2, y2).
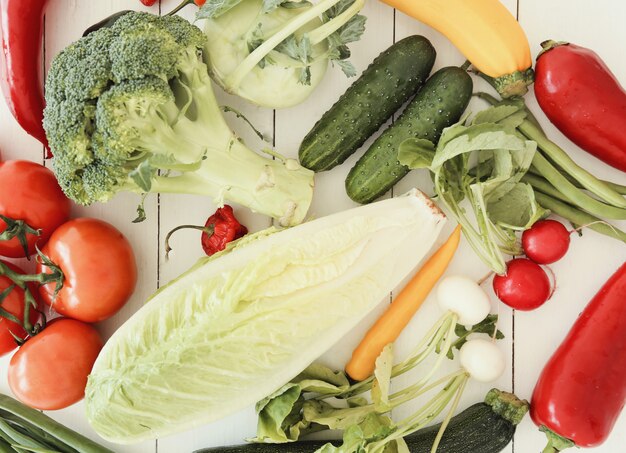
(534, 41, 626, 173)
(0, 0, 49, 155)
(531, 262, 626, 450)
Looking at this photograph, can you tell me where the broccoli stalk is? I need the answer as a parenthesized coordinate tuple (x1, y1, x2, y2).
(44, 12, 314, 226)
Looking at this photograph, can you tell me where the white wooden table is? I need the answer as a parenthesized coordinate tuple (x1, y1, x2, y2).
(1, 1, 625, 452)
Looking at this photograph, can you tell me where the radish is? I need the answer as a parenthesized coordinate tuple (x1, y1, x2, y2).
(522, 220, 570, 264)
(437, 275, 492, 326)
(493, 258, 552, 311)
(459, 338, 506, 382)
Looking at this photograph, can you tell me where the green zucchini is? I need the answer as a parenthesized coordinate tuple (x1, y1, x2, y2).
(346, 66, 473, 204)
(298, 36, 436, 172)
(194, 389, 528, 453)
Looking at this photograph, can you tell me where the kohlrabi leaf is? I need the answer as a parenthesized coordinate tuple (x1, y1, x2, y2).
(398, 138, 436, 169)
(334, 14, 367, 45)
(196, 0, 245, 20)
(335, 59, 357, 77)
(275, 34, 313, 85)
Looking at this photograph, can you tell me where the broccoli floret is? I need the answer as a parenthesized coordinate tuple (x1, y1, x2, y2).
(43, 11, 313, 226)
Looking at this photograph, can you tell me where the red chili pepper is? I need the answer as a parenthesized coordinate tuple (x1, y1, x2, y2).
(165, 205, 248, 258)
(0, 0, 50, 156)
(530, 262, 626, 450)
(139, 0, 158, 6)
(534, 41, 626, 173)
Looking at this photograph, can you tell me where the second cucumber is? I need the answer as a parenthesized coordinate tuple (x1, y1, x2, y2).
(346, 66, 473, 204)
(298, 36, 436, 172)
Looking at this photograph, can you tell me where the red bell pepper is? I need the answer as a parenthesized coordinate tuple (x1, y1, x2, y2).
(0, 0, 50, 156)
(165, 205, 248, 258)
(534, 40, 626, 173)
(531, 262, 626, 451)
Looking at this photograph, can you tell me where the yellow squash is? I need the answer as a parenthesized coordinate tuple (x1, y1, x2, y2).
(382, 0, 533, 97)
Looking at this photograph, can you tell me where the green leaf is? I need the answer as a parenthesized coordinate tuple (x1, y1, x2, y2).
(372, 345, 393, 410)
(293, 363, 351, 394)
(398, 138, 436, 169)
(129, 161, 154, 192)
(262, 0, 287, 13)
(335, 14, 367, 45)
(447, 314, 504, 359)
(196, 0, 245, 20)
(280, 0, 313, 8)
(431, 126, 528, 172)
(486, 183, 548, 230)
(335, 59, 357, 77)
(254, 384, 303, 442)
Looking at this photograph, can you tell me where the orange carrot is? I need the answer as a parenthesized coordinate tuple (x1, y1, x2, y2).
(345, 225, 462, 381)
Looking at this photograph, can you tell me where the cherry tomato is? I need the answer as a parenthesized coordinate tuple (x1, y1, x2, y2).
(0, 161, 72, 258)
(37, 218, 137, 323)
(8, 318, 103, 410)
(493, 258, 552, 311)
(0, 261, 39, 356)
(522, 220, 571, 264)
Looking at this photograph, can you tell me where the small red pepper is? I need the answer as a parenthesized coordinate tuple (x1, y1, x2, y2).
(165, 205, 248, 258)
(0, 0, 50, 156)
(534, 40, 626, 173)
(139, 0, 158, 6)
(530, 262, 626, 451)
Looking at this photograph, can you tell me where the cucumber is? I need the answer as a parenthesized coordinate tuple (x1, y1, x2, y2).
(194, 389, 528, 453)
(298, 36, 436, 172)
(346, 66, 473, 204)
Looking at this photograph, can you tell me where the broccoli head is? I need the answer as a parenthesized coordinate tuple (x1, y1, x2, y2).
(43, 11, 313, 226)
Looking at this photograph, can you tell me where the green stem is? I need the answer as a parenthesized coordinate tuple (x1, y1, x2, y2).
(165, 0, 194, 17)
(430, 376, 468, 453)
(533, 191, 626, 243)
(227, 0, 344, 89)
(307, 0, 365, 45)
(532, 152, 626, 219)
(164, 224, 214, 258)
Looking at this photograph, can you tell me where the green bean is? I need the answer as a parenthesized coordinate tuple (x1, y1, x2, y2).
(522, 173, 573, 204)
(0, 436, 18, 453)
(534, 192, 626, 243)
(0, 420, 49, 452)
(532, 152, 626, 219)
(0, 395, 113, 453)
(528, 165, 626, 195)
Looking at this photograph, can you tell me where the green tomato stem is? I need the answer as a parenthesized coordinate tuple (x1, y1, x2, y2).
(228, 0, 344, 89)
(307, 0, 365, 45)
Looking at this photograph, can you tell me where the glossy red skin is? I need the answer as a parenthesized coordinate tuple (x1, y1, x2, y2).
(0, 0, 49, 153)
(0, 161, 71, 258)
(493, 258, 551, 311)
(37, 218, 137, 323)
(522, 220, 570, 264)
(535, 42, 626, 172)
(201, 205, 248, 256)
(531, 262, 626, 447)
(0, 261, 38, 356)
(8, 318, 103, 410)
(139, 0, 157, 5)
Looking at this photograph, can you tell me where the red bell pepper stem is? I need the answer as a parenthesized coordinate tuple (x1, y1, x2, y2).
(531, 262, 626, 449)
(0, 0, 50, 156)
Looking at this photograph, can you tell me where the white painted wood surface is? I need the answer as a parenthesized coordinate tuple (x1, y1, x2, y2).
(1, 0, 625, 452)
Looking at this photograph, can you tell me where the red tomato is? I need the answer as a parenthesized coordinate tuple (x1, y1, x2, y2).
(0, 261, 39, 356)
(37, 218, 137, 323)
(0, 161, 72, 258)
(8, 318, 103, 410)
